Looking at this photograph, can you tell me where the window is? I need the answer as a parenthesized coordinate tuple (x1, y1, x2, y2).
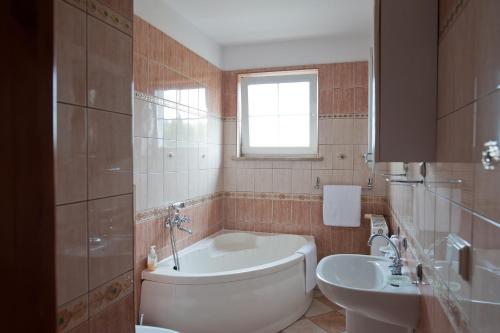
(239, 70, 318, 156)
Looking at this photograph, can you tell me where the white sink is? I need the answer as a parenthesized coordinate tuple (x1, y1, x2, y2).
(316, 254, 420, 332)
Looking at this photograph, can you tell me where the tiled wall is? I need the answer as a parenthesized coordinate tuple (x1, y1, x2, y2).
(132, 15, 224, 314)
(221, 63, 389, 258)
(387, 1, 500, 332)
(54, 0, 134, 332)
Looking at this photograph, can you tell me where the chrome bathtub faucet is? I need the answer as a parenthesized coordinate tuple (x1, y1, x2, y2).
(368, 234, 402, 275)
(165, 202, 192, 271)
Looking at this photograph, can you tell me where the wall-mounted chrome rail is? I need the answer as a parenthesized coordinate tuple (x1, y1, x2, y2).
(379, 172, 407, 177)
(313, 177, 373, 190)
(385, 178, 424, 186)
(425, 179, 463, 185)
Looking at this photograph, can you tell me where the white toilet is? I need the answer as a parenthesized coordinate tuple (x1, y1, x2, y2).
(136, 325, 179, 333)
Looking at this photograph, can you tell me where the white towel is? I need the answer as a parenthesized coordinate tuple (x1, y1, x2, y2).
(323, 185, 361, 227)
(296, 242, 317, 292)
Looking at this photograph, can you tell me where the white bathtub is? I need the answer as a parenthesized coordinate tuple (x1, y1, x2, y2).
(140, 230, 315, 333)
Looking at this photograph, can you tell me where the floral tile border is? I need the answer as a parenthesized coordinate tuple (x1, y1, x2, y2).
(87, 0, 132, 36)
(134, 91, 223, 119)
(56, 294, 88, 333)
(221, 113, 368, 122)
(135, 192, 224, 224)
(136, 191, 386, 224)
(61, 0, 132, 36)
(89, 270, 134, 317)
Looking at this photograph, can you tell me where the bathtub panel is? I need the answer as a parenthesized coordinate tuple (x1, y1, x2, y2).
(140, 261, 311, 333)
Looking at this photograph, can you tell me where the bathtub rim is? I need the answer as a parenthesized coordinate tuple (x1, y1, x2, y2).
(141, 229, 314, 285)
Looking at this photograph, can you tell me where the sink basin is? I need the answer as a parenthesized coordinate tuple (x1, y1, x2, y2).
(316, 254, 420, 332)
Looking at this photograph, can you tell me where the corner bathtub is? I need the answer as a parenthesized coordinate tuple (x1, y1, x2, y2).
(140, 230, 315, 333)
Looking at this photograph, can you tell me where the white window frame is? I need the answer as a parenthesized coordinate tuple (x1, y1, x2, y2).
(238, 69, 318, 157)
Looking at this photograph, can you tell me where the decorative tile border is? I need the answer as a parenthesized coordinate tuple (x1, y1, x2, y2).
(89, 270, 134, 317)
(135, 191, 386, 224)
(134, 91, 223, 119)
(62, 0, 133, 36)
(135, 192, 224, 223)
(87, 0, 132, 36)
(319, 113, 368, 119)
(221, 114, 368, 121)
(56, 294, 88, 333)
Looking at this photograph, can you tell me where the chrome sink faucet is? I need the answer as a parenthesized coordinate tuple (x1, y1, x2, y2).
(165, 202, 192, 271)
(368, 234, 402, 275)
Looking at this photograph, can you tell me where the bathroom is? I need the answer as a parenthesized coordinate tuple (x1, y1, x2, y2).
(4, 0, 499, 332)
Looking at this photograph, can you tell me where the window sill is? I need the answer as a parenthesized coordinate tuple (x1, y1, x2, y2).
(232, 155, 323, 161)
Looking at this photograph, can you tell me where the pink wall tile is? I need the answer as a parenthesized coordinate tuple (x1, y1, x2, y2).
(333, 88, 354, 114)
(55, 103, 87, 205)
(87, 16, 132, 115)
(353, 62, 368, 88)
(89, 293, 134, 333)
(272, 200, 292, 224)
(56, 203, 88, 306)
(87, 109, 132, 199)
(333, 63, 354, 89)
(55, 0, 86, 105)
(88, 194, 133, 289)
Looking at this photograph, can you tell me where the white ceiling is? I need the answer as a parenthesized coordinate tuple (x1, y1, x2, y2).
(162, 0, 373, 46)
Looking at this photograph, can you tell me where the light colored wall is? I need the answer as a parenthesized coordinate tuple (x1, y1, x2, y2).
(132, 15, 225, 315)
(222, 35, 370, 70)
(221, 62, 389, 258)
(134, 1, 370, 71)
(387, 1, 500, 332)
(54, 0, 134, 332)
(134, 0, 222, 68)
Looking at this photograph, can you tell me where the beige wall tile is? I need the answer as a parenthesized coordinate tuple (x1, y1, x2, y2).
(88, 194, 133, 289)
(236, 168, 255, 192)
(56, 103, 87, 205)
(55, 0, 86, 105)
(88, 109, 132, 199)
(318, 118, 333, 144)
(292, 169, 312, 194)
(133, 173, 147, 213)
(88, 16, 132, 114)
(332, 170, 353, 185)
(352, 119, 368, 144)
(147, 138, 164, 173)
(272, 169, 292, 193)
(331, 145, 354, 170)
(56, 203, 88, 306)
(254, 169, 273, 193)
(331, 118, 354, 144)
(133, 137, 147, 174)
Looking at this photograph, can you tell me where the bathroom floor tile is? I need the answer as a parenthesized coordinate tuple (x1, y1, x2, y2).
(316, 296, 342, 312)
(308, 311, 346, 333)
(305, 299, 334, 317)
(282, 319, 328, 333)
